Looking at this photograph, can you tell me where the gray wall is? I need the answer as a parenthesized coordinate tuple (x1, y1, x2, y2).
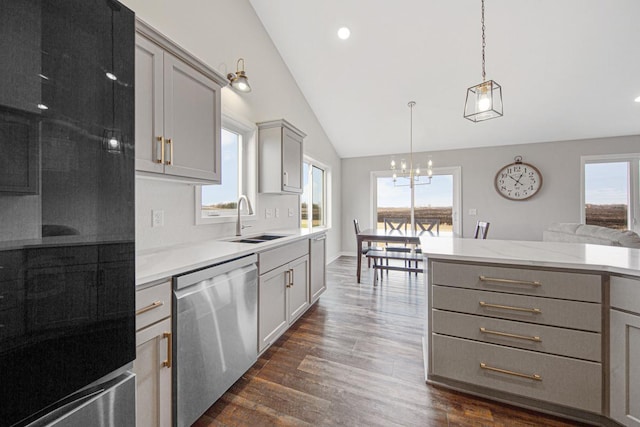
(341, 134, 640, 254)
(122, 0, 342, 260)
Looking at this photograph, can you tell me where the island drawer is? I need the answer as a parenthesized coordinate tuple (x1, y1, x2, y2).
(259, 239, 308, 274)
(431, 261, 601, 302)
(432, 285, 601, 332)
(432, 309, 601, 361)
(431, 334, 602, 413)
(136, 280, 172, 331)
(610, 275, 640, 315)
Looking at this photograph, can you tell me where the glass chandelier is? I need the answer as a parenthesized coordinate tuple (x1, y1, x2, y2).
(464, 0, 503, 122)
(390, 101, 433, 187)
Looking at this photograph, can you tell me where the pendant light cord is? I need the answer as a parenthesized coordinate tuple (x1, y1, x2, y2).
(111, 9, 116, 129)
(481, 0, 486, 82)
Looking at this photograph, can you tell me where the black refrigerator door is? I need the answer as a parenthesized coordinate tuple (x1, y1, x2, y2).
(0, 1, 135, 426)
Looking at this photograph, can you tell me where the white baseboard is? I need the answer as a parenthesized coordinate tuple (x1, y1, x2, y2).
(327, 252, 356, 264)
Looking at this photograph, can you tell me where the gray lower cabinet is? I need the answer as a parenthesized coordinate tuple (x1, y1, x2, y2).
(610, 276, 640, 427)
(427, 260, 604, 420)
(258, 239, 310, 353)
(133, 280, 172, 427)
(135, 20, 226, 184)
(309, 233, 327, 303)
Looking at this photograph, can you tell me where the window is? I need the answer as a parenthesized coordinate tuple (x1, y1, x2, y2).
(300, 158, 329, 230)
(582, 154, 640, 232)
(196, 115, 256, 224)
(371, 167, 461, 236)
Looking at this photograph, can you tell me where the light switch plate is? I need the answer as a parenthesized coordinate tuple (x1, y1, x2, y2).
(265, 208, 272, 219)
(275, 208, 280, 218)
(288, 208, 295, 217)
(468, 208, 477, 216)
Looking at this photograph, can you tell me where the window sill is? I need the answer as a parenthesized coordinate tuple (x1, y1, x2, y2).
(196, 214, 257, 226)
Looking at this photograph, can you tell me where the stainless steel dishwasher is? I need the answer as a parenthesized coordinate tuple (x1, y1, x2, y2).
(173, 254, 258, 427)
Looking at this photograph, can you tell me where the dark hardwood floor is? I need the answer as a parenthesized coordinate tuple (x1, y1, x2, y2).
(194, 256, 586, 427)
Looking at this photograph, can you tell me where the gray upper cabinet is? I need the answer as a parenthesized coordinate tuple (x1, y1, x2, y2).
(135, 20, 225, 184)
(258, 119, 306, 194)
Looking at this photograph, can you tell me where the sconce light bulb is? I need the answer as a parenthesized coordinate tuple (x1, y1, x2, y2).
(106, 72, 117, 81)
(108, 137, 119, 149)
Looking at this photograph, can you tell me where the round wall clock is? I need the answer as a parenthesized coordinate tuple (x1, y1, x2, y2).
(494, 156, 543, 201)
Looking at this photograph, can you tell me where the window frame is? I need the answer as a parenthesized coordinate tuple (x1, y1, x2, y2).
(300, 155, 331, 230)
(580, 153, 640, 231)
(369, 166, 462, 236)
(195, 113, 258, 225)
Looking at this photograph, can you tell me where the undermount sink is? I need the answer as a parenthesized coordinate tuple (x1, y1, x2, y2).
(230, 234, 287, 244)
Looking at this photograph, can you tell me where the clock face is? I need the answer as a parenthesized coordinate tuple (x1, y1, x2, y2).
(494, 162, 542, 200)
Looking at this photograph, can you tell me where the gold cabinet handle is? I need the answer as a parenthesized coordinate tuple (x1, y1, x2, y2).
(155, 136, 165, 164)
(480, 362, 542, 381)
(290, 268, 294, 287)
(480, 327, 541, 342)
(162, 332, 172, 368)
(479, 301, 541, 314)
(165, 138, 173, 165)
(135, 300, 164, 316)
(285, 270, 291, 288)
(479, 275, 541, 287)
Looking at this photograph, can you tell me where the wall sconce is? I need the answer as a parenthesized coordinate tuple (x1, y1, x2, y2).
(227, 58, 252, 93)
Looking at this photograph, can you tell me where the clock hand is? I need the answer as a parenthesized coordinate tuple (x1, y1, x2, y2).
(514, 173, 524, 185)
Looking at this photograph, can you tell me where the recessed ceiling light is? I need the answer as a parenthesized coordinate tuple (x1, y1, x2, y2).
(337, 27, 351, 40)
(635, 95, 640, 103)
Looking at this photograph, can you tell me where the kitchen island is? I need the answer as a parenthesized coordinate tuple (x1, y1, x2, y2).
(420, 237, 640, 427)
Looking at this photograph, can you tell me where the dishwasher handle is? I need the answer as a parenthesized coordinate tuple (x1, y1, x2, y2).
(174, 254, 258, 290)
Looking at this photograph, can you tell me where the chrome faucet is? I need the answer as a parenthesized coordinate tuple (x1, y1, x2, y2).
(236, 195, 254, 236)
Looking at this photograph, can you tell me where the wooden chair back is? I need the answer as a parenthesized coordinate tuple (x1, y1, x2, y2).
(474, 221, 490, 239)
(353, 218, 361, 235)
(416, 218, 440, 236)
(384, 218, 407, 234)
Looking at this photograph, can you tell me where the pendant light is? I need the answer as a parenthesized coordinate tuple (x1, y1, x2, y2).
(390, 101, 433, 187)
(464, 0, 503, 122)
(102, 4, 123, 154)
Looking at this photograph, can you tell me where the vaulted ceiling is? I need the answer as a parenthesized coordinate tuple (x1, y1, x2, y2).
(249, 0, 640, 158)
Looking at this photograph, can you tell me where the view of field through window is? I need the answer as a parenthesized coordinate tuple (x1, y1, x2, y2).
(301, 163, 325, 228)
(202, 129, 240, 215)
(376, 174, 453, 234)
(584, 162, 629, 230)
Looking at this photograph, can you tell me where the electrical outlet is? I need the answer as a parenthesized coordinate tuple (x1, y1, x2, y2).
(288, 208, 295, 217)
(265, 208, 272, 219)
(274, 208, 280, 218)
(468, 208, 477, 216)
(152, 210, 164, 227)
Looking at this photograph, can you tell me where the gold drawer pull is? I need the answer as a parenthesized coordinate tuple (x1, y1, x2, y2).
(136, 300, 164, 316)
(155, 136, 164, 164)
(480, 362, 542, 381)
(479, 275, 541, 286)
(479, 301, 541, 314)
(165, 138, 173, 165)
(480, 327, 541, 342)
(162, 332, 172, 368)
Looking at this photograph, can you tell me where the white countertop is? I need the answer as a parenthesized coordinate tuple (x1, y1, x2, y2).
(136, 228, 327, 286)
(419, 237, 640, 277)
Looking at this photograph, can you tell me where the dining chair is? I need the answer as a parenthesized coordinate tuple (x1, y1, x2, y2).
(354, 219, 381, 268)
(474, 221, 490, 239)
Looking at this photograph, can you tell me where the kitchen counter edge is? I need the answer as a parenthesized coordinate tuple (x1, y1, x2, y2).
(136, 228, 327, 286)
(419, 237, 640, 278)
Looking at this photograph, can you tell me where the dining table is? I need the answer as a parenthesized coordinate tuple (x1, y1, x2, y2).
(356, 228, 424, 283)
